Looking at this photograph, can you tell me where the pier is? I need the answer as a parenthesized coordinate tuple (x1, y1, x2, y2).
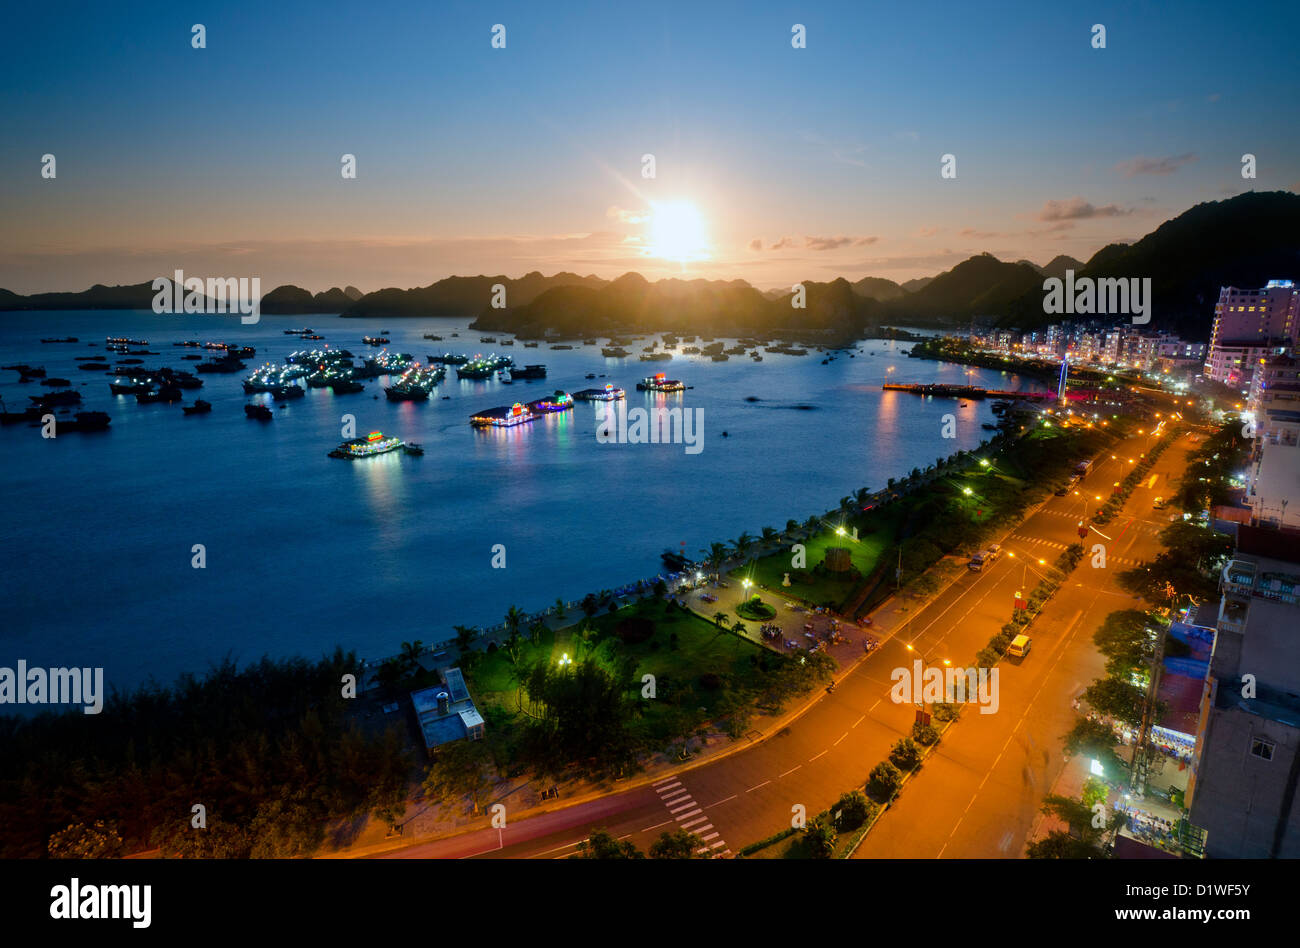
(881, 382, 1054, 400)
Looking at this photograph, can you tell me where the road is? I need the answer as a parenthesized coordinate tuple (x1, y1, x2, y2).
(376, 415, 1192, 859)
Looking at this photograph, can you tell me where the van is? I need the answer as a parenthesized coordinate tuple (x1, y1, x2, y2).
(1008, 634, 1032, 658)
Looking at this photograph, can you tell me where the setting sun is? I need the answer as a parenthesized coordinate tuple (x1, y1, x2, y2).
(646, 200, 711, 263)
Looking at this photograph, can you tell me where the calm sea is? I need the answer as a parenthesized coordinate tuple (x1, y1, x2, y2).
(0, 311, 1047, 695)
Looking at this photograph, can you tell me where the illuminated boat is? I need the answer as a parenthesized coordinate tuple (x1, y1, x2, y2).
(329, 430, 405, 458)
(573, 384, 625, 401)
(470, 402, 536, 428)
(527, 391, 574, 413)
(636, 373, 685, 392)
(363, 335, 390, 345)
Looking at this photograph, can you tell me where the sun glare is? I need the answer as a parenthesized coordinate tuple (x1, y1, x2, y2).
(646, 200, 710, 263)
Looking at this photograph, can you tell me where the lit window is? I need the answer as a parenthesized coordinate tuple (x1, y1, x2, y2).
(1251, 739, 1275, 761)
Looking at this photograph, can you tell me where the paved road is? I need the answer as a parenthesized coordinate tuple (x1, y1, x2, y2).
(855, 425, 1195, 858)
(377, 418, 1189, 859)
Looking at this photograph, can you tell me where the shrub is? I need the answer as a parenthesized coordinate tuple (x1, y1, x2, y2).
(890, 738, 922, 771)
(804, 812, 837, 859)
(698, 672, 723, 691)
(976, 647, 1000, 668)
(932, 701, 959, 722)
(833, 791, 873, 831)
(912, 722, 939, 746)
(866, 761, 903, 802)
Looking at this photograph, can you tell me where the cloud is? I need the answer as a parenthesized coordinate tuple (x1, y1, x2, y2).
(606, 205, 648, 224)
(748, 238, 763, 252)
(854, 236, 879, 247)
(1036, 197, 1131, 221)
(805, 236, 859, 251)
(836, 250, 967, 273)
(1115, 153, 1197, 177)
(770, 236, 796, 250)
(958, 227, 1004, 239)
(914, 226, 940, 238)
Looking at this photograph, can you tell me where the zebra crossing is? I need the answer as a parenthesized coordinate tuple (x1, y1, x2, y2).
(652, 775, 731, 858)
(1009, 533, 1143, 566)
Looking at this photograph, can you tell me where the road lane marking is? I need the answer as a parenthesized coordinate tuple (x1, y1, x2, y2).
(778, 766, 801, 778)
(652, 776, 678, 787)
(680, 816, 709, 829)
(707, 794, 737, 808)
(810, 750, 827, 762)
(833, 732, 848, 746)
(701, 832, 720, 842)
(669, 800, 697, 813)
(853, 715, 865, 728)
(675, 809, 702, 821)
(639, 819, 673, 833)
(747, 780, 771, 792)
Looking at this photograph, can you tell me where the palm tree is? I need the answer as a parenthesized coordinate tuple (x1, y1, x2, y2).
(854, 487, 871, 507)
(839, 496, 853, 513)
(399, 640, 424, 677)
(732, 532, 755, 560)
(713, 612, 729, 630)
(804, 515, 820, 533)
(529, 617, 547, 645)
(785, 519, 800, 537)
(760, 526, 778, 546)
(555, 596, 566, 617)
(504, 605, 524, 640)
(731, 622, 748, 644)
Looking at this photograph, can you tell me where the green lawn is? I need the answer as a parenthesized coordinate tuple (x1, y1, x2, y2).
(735, 504, 904, 608)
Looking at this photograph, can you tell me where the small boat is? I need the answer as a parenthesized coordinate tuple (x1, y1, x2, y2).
(61, 411, 111, 431)
(602, 347, 629, 358)
(40, 337, 78, 343)
(271, 384, 305, 400)
(183, 399, 212, 415)
(109, 380, 153, 395)
(480, 337, 497, 343)
(402, 443, 424, 456)
(512, 364, 546, 380)
(244, 404, 273, 420)
(423, 334, 444, 341)
(41, 377, 72, 387)
(283, 328, 313, 335)
(30, 390, 82, 407)
(585, 373, 596, 379)
(524, 341, 539, 348)
(363, 336, 389, 345)
(78, 362, 112, 371)
(329, 379, 365, 394)
(136, 385, 184, 404)
(550, 344, 573, 350)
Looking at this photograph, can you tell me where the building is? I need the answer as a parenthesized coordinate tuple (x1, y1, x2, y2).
(1186, 526, 1300, 857)
(1204, 281, 1300, 390)
(411, 667, 486, 753)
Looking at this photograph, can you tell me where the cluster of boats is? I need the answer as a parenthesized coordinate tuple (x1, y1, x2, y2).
(384, 364, 447, 401)
(328, 430, 423, 458)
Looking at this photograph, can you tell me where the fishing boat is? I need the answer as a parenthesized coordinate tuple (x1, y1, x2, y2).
(639, 352, 672, 362)
(60, 411, 111, 431)
(602, 346, 630, 357)
(109, 379, 154, 395)
(29, 390, 82, 407)
(182, 399, 212, 415)
(329, 378, 365, 394)
(384, 382, 431, 401)
(363, 335, 390, 345)
(244, 404, 273, 420)
(136, 385, 184, 404)
(512, 364, 547, 379)
(329, 430, 405, 458)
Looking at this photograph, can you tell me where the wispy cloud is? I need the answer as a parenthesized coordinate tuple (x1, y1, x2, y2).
(1037, 197, 1131, 221)
(1115, 153, 1197, 177)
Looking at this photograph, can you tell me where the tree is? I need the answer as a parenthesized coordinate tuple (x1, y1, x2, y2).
(1084, 676, 1147, 729)
(528, 617, 547, 645)
(399, 640, 424, 676)
(832, 791, 872, 831)
(422, 739, 494, 815)
(1025, 830, 1101, 859)
(576, 829, 643, 859)
(730, 622, 748, 642)
(889, 737, 921, 771)
(648, 829, 705, 858)
(804, 812, 837, 858)
(48, 820, 124, 859)
(581, 593, 600, 618)
(504, 605, 524, 640)
(760, 526, 778, 545)
(1063, 718, 1128, 780)
(785, 519, 800, 536)
(555, 597, 567, 617)
(713, 611, 729, 630)
(867, 761, 903, 802)
(732, 532, 755, 559)
(453, 625, 478, 654)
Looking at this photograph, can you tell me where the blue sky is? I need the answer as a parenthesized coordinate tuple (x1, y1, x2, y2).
(2, 0, 1297, 293)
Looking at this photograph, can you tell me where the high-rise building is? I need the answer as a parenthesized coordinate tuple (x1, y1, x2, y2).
(1205, 281, 1300, 389)
(1186, 526, 1300, 857)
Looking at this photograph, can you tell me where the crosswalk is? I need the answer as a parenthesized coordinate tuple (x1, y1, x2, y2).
(653, 775, 731, 858)
(1008, 533, 1143, 567)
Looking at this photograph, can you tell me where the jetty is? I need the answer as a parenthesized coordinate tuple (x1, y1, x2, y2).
(881, 382, 1053, 400)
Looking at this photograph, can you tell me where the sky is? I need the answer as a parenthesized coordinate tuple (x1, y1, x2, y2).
(1, 0, 1297, 295)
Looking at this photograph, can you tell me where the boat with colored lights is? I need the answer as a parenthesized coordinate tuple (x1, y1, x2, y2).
(470, 403, 536, 428)
(527, 391, 574, 413)
(636, 373, 685, 393)
(329, 430, 405, 458)
(573, 384, 625, 401)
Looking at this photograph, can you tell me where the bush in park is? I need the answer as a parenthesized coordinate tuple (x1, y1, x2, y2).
(912, 722, 939, 746)
(932, 702, 959, 722)
(976, 647, 1000, 668)
(890, 738, 922, 771)
(833, 791, 873, 831)
(866, 761, 903, 802)
(804, 812, 837, 859)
